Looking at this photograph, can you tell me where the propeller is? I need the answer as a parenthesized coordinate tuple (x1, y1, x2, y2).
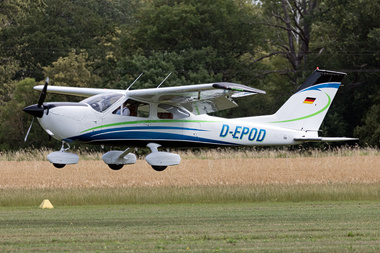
(23, 77, 49, 142)
(24, 117, 35, 142)
(37, 77, 48, 107)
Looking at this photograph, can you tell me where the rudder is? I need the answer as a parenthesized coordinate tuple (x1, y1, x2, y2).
(268, 69, 346, 131)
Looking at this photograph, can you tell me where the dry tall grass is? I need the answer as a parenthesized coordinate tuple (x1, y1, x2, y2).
(0, 147, 379, 189)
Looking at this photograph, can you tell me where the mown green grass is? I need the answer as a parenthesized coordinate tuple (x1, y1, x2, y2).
(1, 201, 380, 252)
(1, 184, 380, 207)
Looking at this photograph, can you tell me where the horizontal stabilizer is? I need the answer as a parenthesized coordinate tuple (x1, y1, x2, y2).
(294, 137, 359, 142)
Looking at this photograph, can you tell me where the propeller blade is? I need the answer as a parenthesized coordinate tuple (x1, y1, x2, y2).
(37, 77, 49, 108)
(24, 117, 35, 142)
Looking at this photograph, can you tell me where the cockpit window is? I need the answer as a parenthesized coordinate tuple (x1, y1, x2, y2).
(157, 104, 190, 119)
(81, 93, 123, 112)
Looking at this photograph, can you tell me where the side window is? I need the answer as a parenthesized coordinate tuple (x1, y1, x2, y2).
(113, 99, 149, 118)
(157, 104, 190, 119)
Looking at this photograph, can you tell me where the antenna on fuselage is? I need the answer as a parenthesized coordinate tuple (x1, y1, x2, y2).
(126, 73, 143, 90)
(156, 72, 172, 88)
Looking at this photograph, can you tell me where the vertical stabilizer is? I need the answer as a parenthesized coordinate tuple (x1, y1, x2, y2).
(267, 69, 346, 131)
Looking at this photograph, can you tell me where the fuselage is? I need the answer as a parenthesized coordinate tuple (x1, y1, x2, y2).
(37, 93, 305, 148)
(23, 70, 356, 170)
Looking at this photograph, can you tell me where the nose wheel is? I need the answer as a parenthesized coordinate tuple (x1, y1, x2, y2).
(52, 142, 70, 168)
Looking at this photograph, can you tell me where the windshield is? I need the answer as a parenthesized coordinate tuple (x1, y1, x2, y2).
(81, 93, 123, 112)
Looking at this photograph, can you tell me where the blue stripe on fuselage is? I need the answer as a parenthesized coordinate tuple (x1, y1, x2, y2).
(71, 125, 237, 146)
(74, 131, 237, 146)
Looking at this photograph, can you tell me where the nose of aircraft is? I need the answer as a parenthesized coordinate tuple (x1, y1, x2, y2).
(23, 104, 45, 118)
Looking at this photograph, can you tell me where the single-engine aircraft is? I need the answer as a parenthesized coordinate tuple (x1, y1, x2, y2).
(23, 69, 357, 171)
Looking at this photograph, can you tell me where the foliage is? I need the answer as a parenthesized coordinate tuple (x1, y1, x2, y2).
(132, 0, 259, 52)
(116, 0, 270, 117)
(115, 48, 224, 89)
(355, 104, 380, 146)
(311, 0, 380, 145)
(124, 0, 263, 82)
(0, 78, 38, 150)
(0, 0, 46, 28)
(0, 58, 19, 105)
(43, 50, 101, 87)
(0, 0, 117, 80)
(257, 0, 322, 89)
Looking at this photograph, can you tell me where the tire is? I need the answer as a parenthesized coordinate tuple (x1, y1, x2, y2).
(53, 163, 66, 169)
(152, 165, 167, 171)
(108, 164, 124, 170)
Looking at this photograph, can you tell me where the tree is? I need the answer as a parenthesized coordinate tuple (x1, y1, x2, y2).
(311, 0, 380, 145)
(121, 0, 263, 83)
(115, 48, 224, 89)
(257, 0, 319, 86)
(0, 57, 19, 105)
(0, 78, 55, 150)
(0, 0, 45, 28)
(43, 50, 101, 87)
(0, 0, 44, 103)
(0, 0, 117, 80)
(115, 0, 274, 118)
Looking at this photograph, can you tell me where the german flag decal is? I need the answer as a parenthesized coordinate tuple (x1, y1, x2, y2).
(303, 97, 316, 104)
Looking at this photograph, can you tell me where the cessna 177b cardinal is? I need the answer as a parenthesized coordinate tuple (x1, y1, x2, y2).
(23, 69, 357, 171)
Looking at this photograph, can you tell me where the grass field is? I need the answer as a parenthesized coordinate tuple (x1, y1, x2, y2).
(1, 148, 380, 189)
(1, 147, 380, 251)
(0, 149, 379, 206)
(1, 202, 380, 252)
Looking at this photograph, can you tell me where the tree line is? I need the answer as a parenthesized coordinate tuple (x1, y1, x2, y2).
(0, 0, 379, 150)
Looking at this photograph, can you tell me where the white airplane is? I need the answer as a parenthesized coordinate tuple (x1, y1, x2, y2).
(23, 69, 357, 171)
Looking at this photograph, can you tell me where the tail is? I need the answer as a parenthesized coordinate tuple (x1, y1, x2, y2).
(257, 69, 347, 132)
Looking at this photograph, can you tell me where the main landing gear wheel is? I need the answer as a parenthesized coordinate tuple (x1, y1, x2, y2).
(152, 165, 167, 171)
(53, 163, 66, 169)
(108, 164, 124, 170)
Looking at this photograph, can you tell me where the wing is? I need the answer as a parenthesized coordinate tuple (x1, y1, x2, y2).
(33, 85, 124, 97)
(127, 82, 265, 114)
(35, 82, 265, 114)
